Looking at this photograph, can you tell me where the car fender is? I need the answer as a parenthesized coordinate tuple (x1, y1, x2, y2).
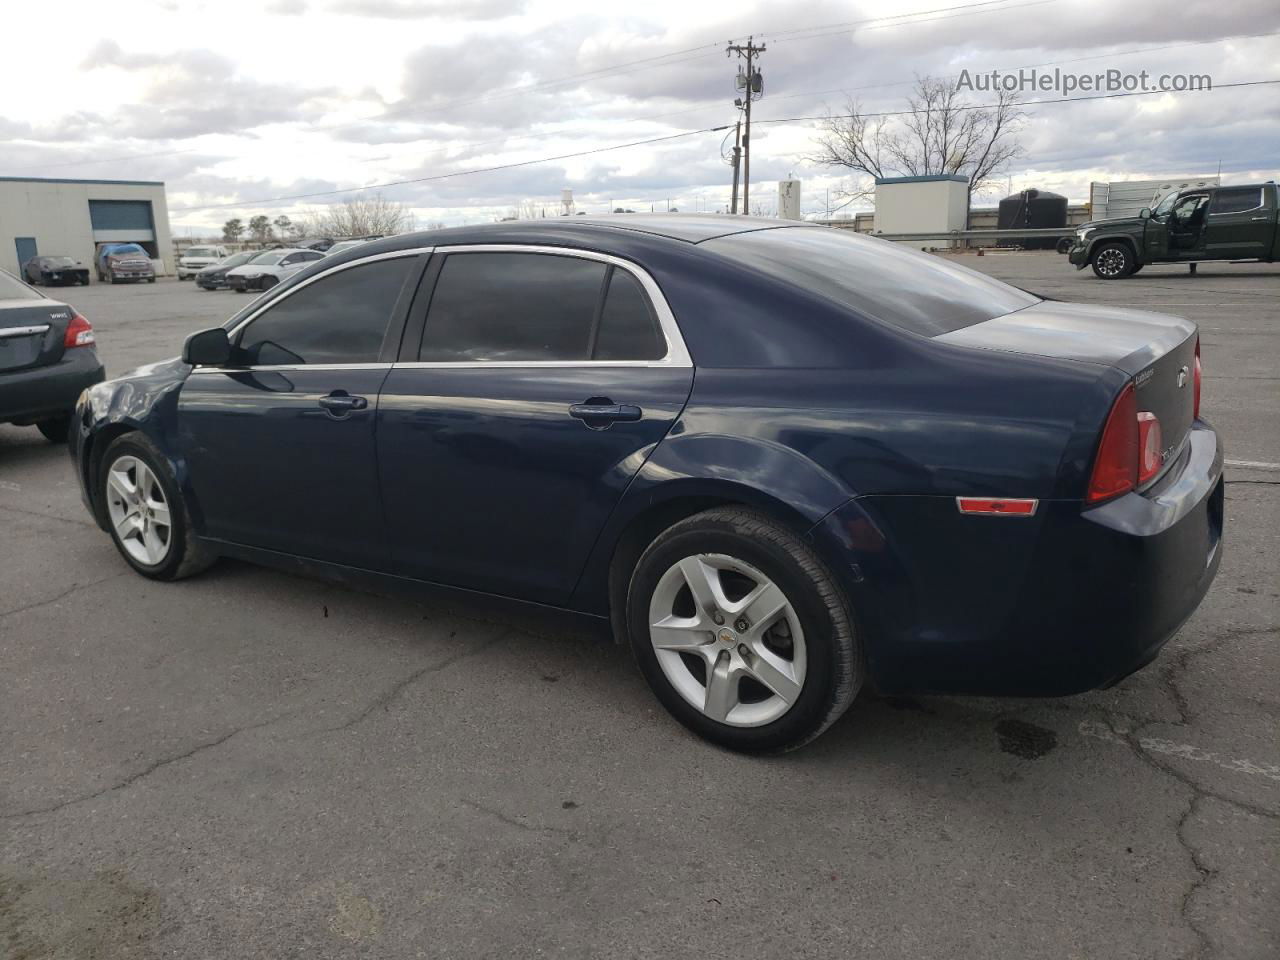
(568, 431, 854, 615)
(77, 359, 192, 529)
(1085, 233, 1143, 266)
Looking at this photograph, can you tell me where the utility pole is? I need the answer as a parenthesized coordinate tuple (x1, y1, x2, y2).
(729, 119, 742, 214)
(726, 37, 764, 215)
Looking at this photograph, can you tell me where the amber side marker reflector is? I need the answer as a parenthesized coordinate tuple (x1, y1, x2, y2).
(956, 497, 1038, 517)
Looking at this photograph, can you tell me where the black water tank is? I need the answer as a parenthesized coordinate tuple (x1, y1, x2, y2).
(997, 188, 1068, 249)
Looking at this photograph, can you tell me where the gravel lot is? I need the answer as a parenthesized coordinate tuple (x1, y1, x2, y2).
(2, 255, 1277, 959)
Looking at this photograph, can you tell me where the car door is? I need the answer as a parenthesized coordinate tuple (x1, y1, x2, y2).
(178, 250, 427, 568)
(1205, 186, 1272, 258)
(377, 246, 695, 606)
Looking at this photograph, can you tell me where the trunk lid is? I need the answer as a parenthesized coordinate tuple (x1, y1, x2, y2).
(938, 300, 1198, 468)
(0, 299, 73, 372)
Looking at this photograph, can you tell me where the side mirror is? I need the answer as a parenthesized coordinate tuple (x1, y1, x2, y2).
(182, 327, 232, 367)
(1139, 207, 1152, 220)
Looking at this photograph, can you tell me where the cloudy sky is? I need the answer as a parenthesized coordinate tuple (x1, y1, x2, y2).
(3, 0, 1277, 235)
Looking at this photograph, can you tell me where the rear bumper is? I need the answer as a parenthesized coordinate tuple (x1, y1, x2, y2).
(0, 348, 105, 424)
(809, 421, 1224, 696)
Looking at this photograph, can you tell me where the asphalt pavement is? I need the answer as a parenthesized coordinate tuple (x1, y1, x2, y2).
(2, 255, 1277, 959)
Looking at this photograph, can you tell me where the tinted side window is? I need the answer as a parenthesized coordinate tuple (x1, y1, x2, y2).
(1211, 188, 1262, 214)
(593, 269, 665, 360)
(420, 253, 606, 362)
(237, 256, 413, 365)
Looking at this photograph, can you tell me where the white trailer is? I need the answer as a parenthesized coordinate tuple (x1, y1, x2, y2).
(1088, 176, 1220, 220)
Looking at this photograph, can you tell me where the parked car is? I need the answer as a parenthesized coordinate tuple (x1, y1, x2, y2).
(1, 268, 103, 442)
(225, 248, 325, 292)
(194, 251, 257, 290)
(176, 245, 230, 280)
(96, 243, 156, 284)
(71, 218, 1222, 752)
(1069, 182, 1280, 278)
(22, 255, 90, 287)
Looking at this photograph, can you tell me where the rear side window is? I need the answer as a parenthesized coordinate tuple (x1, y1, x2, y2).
(236, 256, 413, 365)
(419, 252, 606, 362)
(1210, 188, 1263, 214)
(593, 269, 665, 360)
(702, 227, 1040, 336)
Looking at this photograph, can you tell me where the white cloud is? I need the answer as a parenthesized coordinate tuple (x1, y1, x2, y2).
(2, 0, 1276, 232)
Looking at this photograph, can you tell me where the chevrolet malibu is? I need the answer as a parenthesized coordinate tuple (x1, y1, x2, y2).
(70, 217, 1223, 752)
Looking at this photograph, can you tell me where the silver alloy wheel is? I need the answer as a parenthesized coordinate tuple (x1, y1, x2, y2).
(105, 455, 172, 566)
(1096, 247, 1126, 277)
(648, 553, 807, 727)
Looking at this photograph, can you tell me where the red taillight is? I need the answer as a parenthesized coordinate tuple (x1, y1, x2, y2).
(1086, 382, 1138, 504)
(1193, 337, 1202, 419)
(64, 312, 94, 348)
(1137, 412, 1163, 485)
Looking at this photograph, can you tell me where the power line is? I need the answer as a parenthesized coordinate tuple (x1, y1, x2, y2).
(170, 79, 1277, 215)
(319, 0, 1049, 132)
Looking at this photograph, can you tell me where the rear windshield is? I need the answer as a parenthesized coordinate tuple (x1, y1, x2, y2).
(249, 251, 287, 265)
(0, 270, 42, 300)
(107, 244, 146, 256)
(185, 247, 219, 257)
(703, 227, 1040, 336)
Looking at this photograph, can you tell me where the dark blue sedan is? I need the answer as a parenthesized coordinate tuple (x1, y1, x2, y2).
(70, 217, 1223, 751)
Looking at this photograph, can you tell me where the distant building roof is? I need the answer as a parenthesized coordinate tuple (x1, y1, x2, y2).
(0, 176, 165, 187)
(875, 175, 969, 185)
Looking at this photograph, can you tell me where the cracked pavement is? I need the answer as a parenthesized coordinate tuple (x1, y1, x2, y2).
(2, 260, 1277, 958)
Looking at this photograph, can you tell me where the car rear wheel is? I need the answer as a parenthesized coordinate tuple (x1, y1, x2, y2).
(37, 416, 70, 443)
(99, 434, 216, 581)
(1092, 243, 1135, 279)
(625, 507, 861, 752)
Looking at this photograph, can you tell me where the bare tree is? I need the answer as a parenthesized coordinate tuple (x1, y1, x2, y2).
(297, 194, 414, 238)
(809, 76, 1025, 223)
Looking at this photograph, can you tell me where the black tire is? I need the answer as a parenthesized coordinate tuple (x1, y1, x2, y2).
(1091, 242, 1135, 279)
(625, 507, 861, 753)
(98, 433, 217, 581)
(1055, 237, 1072, 255)
(37, 416, 70, 444)
(147, 277, 156, 283)
(260, 275, 278, 290)
(108, 271, 118, 284)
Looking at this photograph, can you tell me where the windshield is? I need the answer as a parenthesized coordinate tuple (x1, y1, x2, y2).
(46, 256, 78, 267)
(218, 251, 255, 269)
(0, 269, 43, 300)
(248, 251, 287, 265)
(703, 226, 1040, 337)
(107, 244, 146, 257)
(1152, 193, 1179, 218)
(185, 247, 219, 258)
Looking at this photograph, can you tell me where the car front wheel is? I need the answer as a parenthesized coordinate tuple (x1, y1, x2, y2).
(1092, 242, 1135, 279)
(626, 507, 861, 752)
(99, 434, 216, 581)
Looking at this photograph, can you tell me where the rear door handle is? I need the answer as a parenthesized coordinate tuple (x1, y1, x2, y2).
(319, 392, 368, 417)
(569, 401, 643, 428)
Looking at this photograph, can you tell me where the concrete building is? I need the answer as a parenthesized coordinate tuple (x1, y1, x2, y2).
(872, 174, 970, 247)
(0, 176, 173, 279)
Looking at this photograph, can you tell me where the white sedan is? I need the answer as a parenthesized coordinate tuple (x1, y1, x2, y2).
(225, 248, 325, 293)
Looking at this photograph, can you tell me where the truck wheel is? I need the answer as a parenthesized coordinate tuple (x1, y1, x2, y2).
(1056, 237, 1072, 254)
(1091, 243, 1135, 279)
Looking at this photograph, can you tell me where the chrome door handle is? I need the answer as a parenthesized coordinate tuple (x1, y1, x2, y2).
(319, 392, 368, 417)
(569, 400, 643, 429)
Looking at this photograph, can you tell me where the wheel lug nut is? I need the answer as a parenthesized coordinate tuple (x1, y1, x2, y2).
(735, 618, 750, 632)
(711, 612, 725, 625)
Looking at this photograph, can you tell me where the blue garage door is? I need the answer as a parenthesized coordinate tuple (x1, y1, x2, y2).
(89, 200, 155, 239)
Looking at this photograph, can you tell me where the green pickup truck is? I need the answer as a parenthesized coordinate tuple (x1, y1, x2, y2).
(1068, 181, 1280, 278)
